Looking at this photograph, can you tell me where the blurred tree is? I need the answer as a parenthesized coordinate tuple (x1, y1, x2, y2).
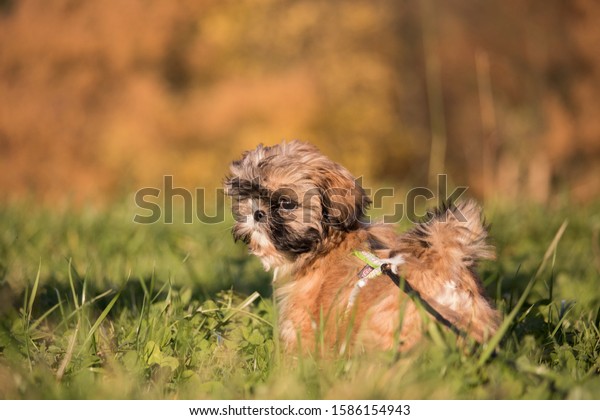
(0, 0, 598, 204)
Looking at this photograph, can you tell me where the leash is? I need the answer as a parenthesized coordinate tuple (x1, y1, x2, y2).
(350, 250, 464, 338)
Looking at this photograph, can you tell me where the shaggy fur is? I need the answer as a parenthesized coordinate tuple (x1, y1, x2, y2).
(225, 141, 500, 354)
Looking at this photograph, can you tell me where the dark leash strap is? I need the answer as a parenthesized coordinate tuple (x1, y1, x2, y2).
(380, 263, 465, 338)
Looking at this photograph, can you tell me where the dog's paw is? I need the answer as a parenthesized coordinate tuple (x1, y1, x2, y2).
(380, 254, 405, 275)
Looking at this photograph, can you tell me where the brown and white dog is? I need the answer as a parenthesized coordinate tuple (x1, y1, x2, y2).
(225, 141, 500, 354)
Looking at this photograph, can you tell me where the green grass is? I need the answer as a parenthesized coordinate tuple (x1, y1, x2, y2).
(0, 199, 599, 399)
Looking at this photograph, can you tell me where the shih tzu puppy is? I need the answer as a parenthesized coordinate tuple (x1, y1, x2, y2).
(225, 141, 500, 354)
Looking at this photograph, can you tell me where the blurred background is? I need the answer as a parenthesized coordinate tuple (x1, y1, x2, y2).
(1, 3, 600, 399)
(1, 0, 599, 205)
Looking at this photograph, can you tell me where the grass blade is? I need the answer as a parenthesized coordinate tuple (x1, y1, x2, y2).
(77, 291, 121, 357)
(67, 259, 80, 310)
(56, 321, 80, 381)
(222, 291, 261, 324)
(54, 289, 114, 331)
(477, 220, 568, 367)
(28, 302, 61, 332)
(27, 260, 42, 323)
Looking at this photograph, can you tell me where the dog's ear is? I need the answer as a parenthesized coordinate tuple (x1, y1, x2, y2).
(318, 165, 371, 231)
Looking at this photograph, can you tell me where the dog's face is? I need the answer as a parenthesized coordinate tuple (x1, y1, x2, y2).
(225, 141, 370, 270)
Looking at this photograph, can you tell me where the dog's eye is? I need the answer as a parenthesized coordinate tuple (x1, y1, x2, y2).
(279, 197, 297, 210)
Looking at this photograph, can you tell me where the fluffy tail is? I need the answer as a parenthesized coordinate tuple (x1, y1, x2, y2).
(398, 200, 500, 342)
(415, 200, 495, 266)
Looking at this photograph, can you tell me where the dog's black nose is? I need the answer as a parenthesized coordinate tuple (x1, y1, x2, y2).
(253, 210, 266, 222)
